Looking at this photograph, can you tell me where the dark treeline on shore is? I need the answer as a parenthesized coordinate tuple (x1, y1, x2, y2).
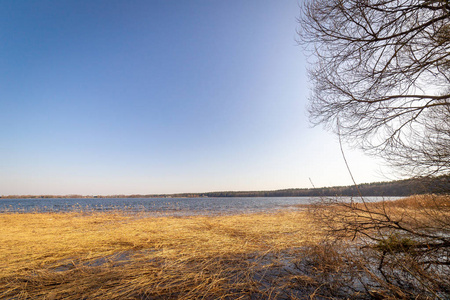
(2, 175, 449, 199)
(202, 175, 449, 198)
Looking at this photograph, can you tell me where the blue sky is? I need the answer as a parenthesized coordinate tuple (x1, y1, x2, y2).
(0, 1, 389, 195)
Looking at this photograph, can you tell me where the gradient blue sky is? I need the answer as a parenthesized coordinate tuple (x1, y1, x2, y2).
(1, 0, 390, 195)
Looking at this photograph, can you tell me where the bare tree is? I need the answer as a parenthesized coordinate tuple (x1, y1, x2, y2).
(298, 0, 450, 176)
(296, 3, 450, 297)
(304, 195, 450, 298)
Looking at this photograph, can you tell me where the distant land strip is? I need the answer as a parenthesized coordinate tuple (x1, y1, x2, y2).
(2, 175, 449, 199)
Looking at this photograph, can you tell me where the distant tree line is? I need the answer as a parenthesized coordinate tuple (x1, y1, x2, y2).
(3, 175, 447, 199)
(202, 175, 449, 198)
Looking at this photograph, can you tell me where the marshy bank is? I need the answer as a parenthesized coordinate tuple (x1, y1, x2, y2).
(1, 210, 321, 299)
(1, 195, 449, 299)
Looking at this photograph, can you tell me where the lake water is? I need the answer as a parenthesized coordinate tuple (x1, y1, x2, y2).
(0, 196, 399, 216)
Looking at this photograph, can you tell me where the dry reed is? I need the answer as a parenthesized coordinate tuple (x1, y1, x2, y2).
(2, 195, 447, 299)
(0, 209, 320, 299)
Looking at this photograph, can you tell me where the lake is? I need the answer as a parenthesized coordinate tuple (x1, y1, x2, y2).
(0, 196, 400, 215)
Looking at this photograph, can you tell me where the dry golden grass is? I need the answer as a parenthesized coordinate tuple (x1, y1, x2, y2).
(3, 195, 447, 299)
(375, 194, 450, 209)
(0, 209, 320, 299)
(356, 194, 450, 227)
(314, 194, 450, 227)
(304, 194, 450, 299)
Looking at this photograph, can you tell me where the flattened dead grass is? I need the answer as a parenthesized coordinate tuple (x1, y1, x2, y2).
(4, 195, 445, 299)
(0, 210, 319, 299)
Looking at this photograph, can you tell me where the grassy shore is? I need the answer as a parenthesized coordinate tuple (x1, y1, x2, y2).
(1, 195, 448, 299)
(0, 209, 323, 299)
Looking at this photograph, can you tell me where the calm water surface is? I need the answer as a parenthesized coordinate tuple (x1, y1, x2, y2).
(0, 197, 399, 216)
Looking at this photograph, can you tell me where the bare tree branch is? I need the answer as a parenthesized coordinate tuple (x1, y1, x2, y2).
(298, 0, 450, 176)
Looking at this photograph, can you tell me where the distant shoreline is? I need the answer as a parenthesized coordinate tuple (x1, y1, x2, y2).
(2, 175, 448, 199)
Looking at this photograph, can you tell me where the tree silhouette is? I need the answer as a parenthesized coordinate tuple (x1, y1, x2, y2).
(298, 0, 450, 176)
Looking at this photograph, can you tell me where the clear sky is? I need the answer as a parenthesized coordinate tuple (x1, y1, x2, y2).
(0, 0, 391, 196)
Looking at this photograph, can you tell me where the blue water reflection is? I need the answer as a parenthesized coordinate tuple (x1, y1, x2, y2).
(0, 197, 400, 216)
